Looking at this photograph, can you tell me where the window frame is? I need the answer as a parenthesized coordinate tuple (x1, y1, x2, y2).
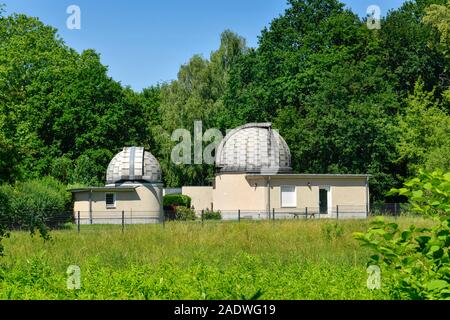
(105, 193, 116, 209)
(280, 185, 297, 208)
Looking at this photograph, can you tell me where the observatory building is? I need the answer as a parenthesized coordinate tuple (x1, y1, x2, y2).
(70, 147, 163, 224)
(182, 123, 370, 219)
(70, 123, 370, 223)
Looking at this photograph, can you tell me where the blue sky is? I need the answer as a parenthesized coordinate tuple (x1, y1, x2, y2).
(2, 0, 407, 91)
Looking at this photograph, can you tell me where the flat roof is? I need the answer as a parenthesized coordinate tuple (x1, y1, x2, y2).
(68, 186, 138, 193)
(246, 174, 370, 179)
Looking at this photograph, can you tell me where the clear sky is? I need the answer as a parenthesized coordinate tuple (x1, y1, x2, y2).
(2, 0, 407, 91)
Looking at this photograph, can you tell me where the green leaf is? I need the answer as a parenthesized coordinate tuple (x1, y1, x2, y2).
(443, 172, 450, 182)
(426, 280, 448, 291)
(401, 230, 412, 241)
(411, 190, 424, 198)
(429, 245, 440, 253)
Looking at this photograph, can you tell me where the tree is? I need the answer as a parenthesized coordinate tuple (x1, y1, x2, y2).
(222, 0, 401, 199)
(379, 0, 448, 97)
(423, 1, 450, 100)
(396, 80, 450, 174)
(0, 14, 150, 184)
(155, 30, 247, 187)
(355, 170, 450, 299)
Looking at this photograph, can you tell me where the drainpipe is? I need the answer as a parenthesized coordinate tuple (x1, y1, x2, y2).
(267, 176, 271, 219)
(89, 188, 93, 224)
(366, 177, 370, 218)
(158, 184, 164, 224)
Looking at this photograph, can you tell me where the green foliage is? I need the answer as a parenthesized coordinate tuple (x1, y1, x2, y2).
(175, 206, 196, 221)
(354, 217, 450, 299)
(222, 0, 403, 199)
(322, 222, 344, 241)
(356, 169, 450, 299)
(423, 1, 450, 57)
(163, 194, 191, 208)
(396, 81, 450, 175)
(0, 187, 10, 256)
(203, 210, 222, 220)
(0, 177, 71, 234)
(389, 170, 450, 217)
(0, 219, 403, 299)
(70, 152, 108, 187)
(0, 14, 149, 184)
(0, 0, 449, 205)
(154, 30, 247, 187)
(0, 176, 71, 255)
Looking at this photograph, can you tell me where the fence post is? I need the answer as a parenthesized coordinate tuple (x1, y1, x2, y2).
(305, 207, 308, 220)
(162, 211, 165, 228)
(201, 210, 204, 226)
(272, 208, 275, 221)
(238, 209, 241, 223)
(336, 205, 339, 220)
(77, 211, 80, 234)
(366, 203, 369, 219)
(121, 210, 124, 234)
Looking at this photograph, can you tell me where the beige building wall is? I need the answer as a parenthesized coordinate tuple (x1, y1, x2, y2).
(213, 174, 267, 213)
(182, 186, 213, 212)
(268, 177, 368, 218)
(211, 174, 368, 219)
(73, 183, 163, 223)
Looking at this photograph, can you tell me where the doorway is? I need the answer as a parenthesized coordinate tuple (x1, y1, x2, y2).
(319, 186, 331, 216)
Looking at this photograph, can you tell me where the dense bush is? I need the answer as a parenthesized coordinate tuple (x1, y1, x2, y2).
(175, 206, 196, 221)
(355, 170, 450, 299)
(322, 222, 344, 241)
(0, 176, 72, 232)
(0, 190, 9, 256)
(203, 210, 222, 220)
(0, 176, 72, 255)
(163, 194, 191, 208)
(355, 217, 449, 299)
(389, 170, 450, 217)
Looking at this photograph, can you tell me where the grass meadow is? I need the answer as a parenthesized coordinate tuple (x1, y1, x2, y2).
(0, 217, 432, 300)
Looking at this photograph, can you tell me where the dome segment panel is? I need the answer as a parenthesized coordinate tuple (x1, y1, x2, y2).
(106, 147, 161, 184)
(216, 123, 292, 173)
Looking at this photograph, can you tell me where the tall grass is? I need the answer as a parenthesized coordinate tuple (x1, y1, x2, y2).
(0, 217, 431, 300)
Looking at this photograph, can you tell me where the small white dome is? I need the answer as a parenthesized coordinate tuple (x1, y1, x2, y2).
(106, 147, 161, 184)
(215, 123, 292, 173)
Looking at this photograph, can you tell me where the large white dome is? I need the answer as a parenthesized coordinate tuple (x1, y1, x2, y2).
(215, 123, 292, 173)
(106, 147, 161, 184)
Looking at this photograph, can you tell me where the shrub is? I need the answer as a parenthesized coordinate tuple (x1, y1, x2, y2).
(0, 188, 9, 256)
(175, 206, 196, 221)
(355, 170, 450, 299)
(203, 210, 222, 220)
(354, 217, 449, 299)
(163, 194, 191, 208)
(388, 169, 450, 217)
(2, 177, 72, 232)
(322, 222, 344, 241)
(0, 176, 71, 255)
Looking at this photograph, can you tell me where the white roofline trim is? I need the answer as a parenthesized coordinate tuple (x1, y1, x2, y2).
(245, 174, 371, 179)
(68, 186, 138, 193)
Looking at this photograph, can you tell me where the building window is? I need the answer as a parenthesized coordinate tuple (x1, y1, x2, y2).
(105, 193, 116, 209)
(281, 186, 296, 208)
